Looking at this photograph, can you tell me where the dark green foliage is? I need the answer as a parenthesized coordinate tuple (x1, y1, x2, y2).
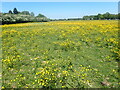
(0, 13, 2, 25)
(37, 13, 46, 18)
(8, 10, 13, 14)
(103, 12, 110, 20)
(21, 11, 30, 15)
(13, 8, 19, 14)
(118, 13, 120, 19)
(1, 8, 49, 24)
(82, 12, 118, 20)
(97, 14, 104, 20)
(52, 12, 119, 21)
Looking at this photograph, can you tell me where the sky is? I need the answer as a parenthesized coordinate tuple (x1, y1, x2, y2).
(2, 2, 118, 19)
(1, 0, 120, 2)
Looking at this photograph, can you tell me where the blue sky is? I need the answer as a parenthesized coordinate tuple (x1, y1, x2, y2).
(1, 0, 119, 2)
(2, 2, 118, 19)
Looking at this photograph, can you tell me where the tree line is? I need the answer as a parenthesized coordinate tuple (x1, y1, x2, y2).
(0, 8, 119, 25)
(82, 12, 119, 20)
(0, 8, 50, 25)
(51, 12, 120, 21)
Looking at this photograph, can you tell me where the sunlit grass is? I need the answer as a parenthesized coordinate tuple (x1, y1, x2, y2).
(2, 20, 119, 88)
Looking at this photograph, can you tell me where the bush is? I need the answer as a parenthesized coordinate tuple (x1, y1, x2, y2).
(1, 13, 49, 24)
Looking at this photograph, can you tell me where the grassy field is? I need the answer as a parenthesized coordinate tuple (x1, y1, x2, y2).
(1, 20, 119, 88)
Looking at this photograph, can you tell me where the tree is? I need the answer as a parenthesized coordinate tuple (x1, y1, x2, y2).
(93, 16, 98, 20)
(21, 11, 30, 15)
(89, 15, 94, 20)
(13, 8, 19, 14)
(83, 16, 90, 20)
(103, 12, 110, 20)
(8, 10, 13, 14)
(109, 14, 116, 20)
(30, 12, 35, 17)
(97, 14, 104, 20)
(118, 13, 120, 19)
(37, 13, 46, 18)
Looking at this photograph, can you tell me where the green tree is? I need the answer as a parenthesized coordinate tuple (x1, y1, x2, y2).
(13, 8, 19, 14)
(37, 13, 46, 18)
(97, 14, 104, 20)
(83, 16, 90, 20)
(8, 10, 13, 14)
(109, 14, 116, 20)
(21, 11, 30, 15)
(89, 15, 94, 20)
(103, 12, 110, 20)
(93, 16, 98, 20)
(118, 13, 120, 19)
(30, 12, 35, 17)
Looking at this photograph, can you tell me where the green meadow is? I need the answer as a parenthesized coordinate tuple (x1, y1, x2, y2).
(2, 20, 119, 88)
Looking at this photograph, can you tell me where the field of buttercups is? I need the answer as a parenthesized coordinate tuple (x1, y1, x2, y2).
(1, 20, 120, 88)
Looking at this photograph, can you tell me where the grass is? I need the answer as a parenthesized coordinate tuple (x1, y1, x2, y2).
(1, 20, 119, 88)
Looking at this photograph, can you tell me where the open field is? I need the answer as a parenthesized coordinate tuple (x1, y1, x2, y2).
(1, 20, 119, 88)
